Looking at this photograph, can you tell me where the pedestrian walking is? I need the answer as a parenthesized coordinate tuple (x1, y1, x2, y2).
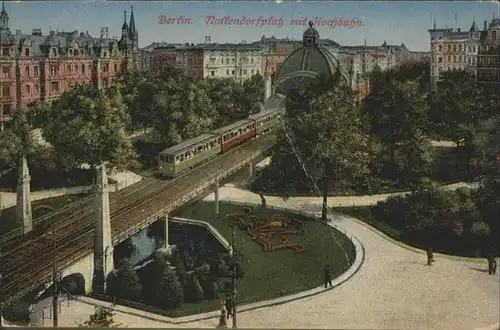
(488, 254, 497, 275)
(226, 296, 233, 319)
(324, 265, 332, 288)
(259, 193, 267, 208)
(217, 300, 227, 328)
(426, 247, 434, 266)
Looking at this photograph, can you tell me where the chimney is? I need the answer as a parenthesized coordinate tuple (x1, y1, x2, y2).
(457, 28, 461, 32)
(80, 32, 85, 37)
(484, 20, 487, 30)
(16, 29, 21, 35)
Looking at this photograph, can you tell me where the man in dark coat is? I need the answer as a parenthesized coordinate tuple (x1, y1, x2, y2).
(324, 265, 332, 288)
(259, 193, 267, 208)
(427, 248, 434, 266)
(488, 254, 497, 275)
(226, 296, 233, 318)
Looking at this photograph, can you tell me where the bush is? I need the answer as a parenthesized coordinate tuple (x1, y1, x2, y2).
(106, 264, 142, 301)
(184, 274, 205, 303)
(157, 268, 184, 309)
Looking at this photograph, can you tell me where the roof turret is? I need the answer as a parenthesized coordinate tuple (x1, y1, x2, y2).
(470, 18, 479, 32)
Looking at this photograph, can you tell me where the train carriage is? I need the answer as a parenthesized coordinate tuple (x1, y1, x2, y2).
(212, 119, 256, 152)
(158, 133, 221, 177)
(249, 109, 281, 136)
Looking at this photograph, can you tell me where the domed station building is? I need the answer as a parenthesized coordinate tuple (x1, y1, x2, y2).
(271, 21, 366, 100)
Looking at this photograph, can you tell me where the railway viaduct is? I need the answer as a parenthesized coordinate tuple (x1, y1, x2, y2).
(0, 128, 275, 302)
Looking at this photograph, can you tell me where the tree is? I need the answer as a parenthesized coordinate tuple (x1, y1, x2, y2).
(42, 85, 138, 171)
(116, 69, 160, 131)
(242, 73, 265, 109)
(81, 306, 121, 327)
(363, 79, 429, 166)
(156, 267, 184, 309)
(105, 264, 142, 301)
(276, 74, 372, 220)
(152, 77, 216, 146)
(393, 132, 434, 189)
(428, 71, 491, 141)
(0, 129, 23, 174)
(201, 78, 246, 126)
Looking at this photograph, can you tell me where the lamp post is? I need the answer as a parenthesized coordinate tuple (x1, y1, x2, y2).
(52, 226, 61, 327)
(231, 227, 237, 329)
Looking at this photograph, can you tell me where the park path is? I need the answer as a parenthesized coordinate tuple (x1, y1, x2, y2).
(37, 182, 499, 330)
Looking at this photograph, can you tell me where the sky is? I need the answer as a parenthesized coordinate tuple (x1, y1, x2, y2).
(5, 1, 500, 51)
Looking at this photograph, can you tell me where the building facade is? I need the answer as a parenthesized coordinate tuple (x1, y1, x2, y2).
(0, 3, 138, 130)
(477, 18, 500, 92)
(175, 43, 263, 83)
(428, 17, 500, 89)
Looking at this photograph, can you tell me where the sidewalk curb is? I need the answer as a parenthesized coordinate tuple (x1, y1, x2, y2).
(337, 212, 488, 264)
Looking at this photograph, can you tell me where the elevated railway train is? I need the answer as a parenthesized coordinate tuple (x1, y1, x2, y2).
(158, 107, 283, 177)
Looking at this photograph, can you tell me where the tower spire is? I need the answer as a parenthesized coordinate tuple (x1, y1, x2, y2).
(124, 10, 127, 24)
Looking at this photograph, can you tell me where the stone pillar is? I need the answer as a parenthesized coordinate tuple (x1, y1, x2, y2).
(264, 73, 272, 102)
(163, 214, 169, 248)
(16, 157, 32, 234)
(214, 181, 219, 214)
(93, 163, 114, 294)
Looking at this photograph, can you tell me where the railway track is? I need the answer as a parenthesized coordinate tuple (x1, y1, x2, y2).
(0, 135, 274, 300)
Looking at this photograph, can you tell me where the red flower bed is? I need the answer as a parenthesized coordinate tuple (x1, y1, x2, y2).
(225, 207, 306, 253)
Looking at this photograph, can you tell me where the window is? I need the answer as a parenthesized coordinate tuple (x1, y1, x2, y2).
(34, 66, 38, 76)
(250, 58, 254, 64)
(453, 44, 456, 52)
(453, 55, 456, 62)
(226, 69, 229, 75)
(25, 66, 30, 76)
(3, 104, 10, 115)
(210, 71, 215, 76)
(447, 45, 451, 51)
(103, 78, 108, 87)
(438, 45, 442, 51)
(51, 81, 59, 93)
(67, 65, 72, 73)
(447, 55, 451, 62)
(2, 85, 10, 97)
(25, 85, 30, 95)
(50, 66, 57, 76)
(52, 48, 56, 56)
(231, 70, 235, 75)
(114, 63, 117, 72)
(75, 65, 78, 72)
(35, 84, 39, 93)
(2, 48, 9, 56)
(438, 57, 443, 63)
(459, 44, 462, 51)
(24, 48, 29, 56)
(82, 65, 85, 74)
(243, 69, 247, 75)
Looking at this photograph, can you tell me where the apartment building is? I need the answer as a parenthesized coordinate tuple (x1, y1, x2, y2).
(0, 3, 137, 130)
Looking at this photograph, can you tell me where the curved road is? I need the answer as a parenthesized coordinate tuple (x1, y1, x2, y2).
(43, 184, 500, 330)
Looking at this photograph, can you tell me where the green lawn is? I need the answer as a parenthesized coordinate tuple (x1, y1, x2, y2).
(0, 193, 90, 235)
(164, 201, 356, 316)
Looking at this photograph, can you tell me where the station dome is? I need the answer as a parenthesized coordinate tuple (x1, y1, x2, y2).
(273, 21, 348, 96)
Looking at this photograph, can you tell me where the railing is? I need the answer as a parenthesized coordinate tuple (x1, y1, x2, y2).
(29, 287, 74, 326)
(112, 139, 275, 245)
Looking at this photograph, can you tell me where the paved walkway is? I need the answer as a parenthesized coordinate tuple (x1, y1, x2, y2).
(36, 182, 499, 329)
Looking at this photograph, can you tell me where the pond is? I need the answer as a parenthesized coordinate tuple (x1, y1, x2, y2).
(113, 219, 227, 267)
